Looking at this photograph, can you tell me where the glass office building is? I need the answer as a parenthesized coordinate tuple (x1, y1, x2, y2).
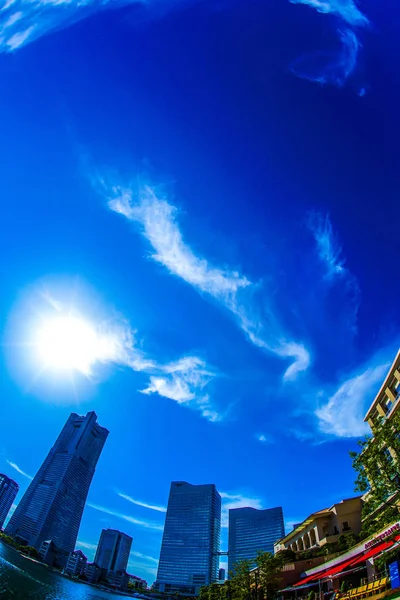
(95, 528, 132, 573)
(156, 481, 221, 595)
(0, 474, 19, 530)
(228, 507, 285, 574)
(6, 411, 108, 554)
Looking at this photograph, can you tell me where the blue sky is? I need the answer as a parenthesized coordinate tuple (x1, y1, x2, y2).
(0, 0, 399, 584)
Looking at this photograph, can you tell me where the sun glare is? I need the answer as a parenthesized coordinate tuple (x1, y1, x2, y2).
(36, 315, 100, 375)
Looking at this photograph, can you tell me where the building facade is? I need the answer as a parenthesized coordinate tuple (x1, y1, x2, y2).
(364, 350, 400, 430)
(6, 411, 108, 554)
(84, 562, 102, 583)
(228, 507, 284, 574)
(64, 549, 87, 576)
(274, 497, 362, 554)
(155, 481, 221, 595)
(94, 528, 132, 573)
(0, 474, 19, 530)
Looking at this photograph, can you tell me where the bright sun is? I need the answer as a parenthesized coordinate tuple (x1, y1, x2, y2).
(36, 315, 100, 375)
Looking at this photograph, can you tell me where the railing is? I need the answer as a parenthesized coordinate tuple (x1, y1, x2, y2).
(339, 577, 388, 600)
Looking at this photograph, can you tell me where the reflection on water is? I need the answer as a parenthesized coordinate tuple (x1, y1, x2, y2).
(0, 542, 128, 600)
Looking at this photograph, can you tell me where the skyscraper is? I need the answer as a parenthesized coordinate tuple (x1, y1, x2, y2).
(95, 528, 132, 573)
(0, 474, 19, 530)
(6, 411, 108, 555)
(228, 507, 285, 574)
(156, 481, 221, 595)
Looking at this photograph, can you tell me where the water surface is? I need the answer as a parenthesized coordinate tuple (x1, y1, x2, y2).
(0, 542, 128, 600)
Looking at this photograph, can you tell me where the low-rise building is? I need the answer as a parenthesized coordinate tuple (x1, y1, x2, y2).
(274, 497, 362, 554)
(64, 549, 87, 577)
(128, 574, 148, 590)
(84, 562, 102, 583)
(106, 569, 129, 590)
(38, 540, 57, 566)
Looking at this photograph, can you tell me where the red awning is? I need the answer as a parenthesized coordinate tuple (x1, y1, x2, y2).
(320, 556, 362, 579)
(293, 573, 321, 587)
(347, 540, 395, 567)
(293, 535, 400, 588)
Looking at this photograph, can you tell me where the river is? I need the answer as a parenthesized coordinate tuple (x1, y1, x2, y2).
(0, 542, 129, 600)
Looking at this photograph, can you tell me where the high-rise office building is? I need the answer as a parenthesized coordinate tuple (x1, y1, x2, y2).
(95, 528, 132, 573)
(6, 411, 108, 555)
(156, 481, 221, 595)
(228, 507, 285, 574)
(0, 474, 19, 530)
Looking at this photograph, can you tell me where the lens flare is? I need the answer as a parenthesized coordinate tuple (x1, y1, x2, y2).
(36, 315, 100, 375)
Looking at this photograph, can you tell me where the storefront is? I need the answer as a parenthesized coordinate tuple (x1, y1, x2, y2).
(280, 522, 400, 599)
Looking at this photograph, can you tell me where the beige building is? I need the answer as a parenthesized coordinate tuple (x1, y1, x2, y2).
(364, 350, 400, 431)
(274, 497, 362, 554)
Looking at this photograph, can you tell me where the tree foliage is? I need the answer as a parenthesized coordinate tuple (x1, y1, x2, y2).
(199, 552, 284, 600)
(350, 410, 400, 530)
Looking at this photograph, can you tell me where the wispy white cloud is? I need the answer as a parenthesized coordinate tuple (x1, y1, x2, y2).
(315, 361, 390, 437)
(128, 561, 158, 576)
(289, 0, 369, 27)
(141, 356, 220, 422)
(104, 181, 310, 381)
(6, 460, 33, 480)
(76, 541, 98, 551)
(118, 492, 167, 513)
(220, 491, 263, 528)
(291, 28, 361, 88)
(308, 212, 344, 278)
(130, 550, 159, 564)
(0, 0, 199, 53)
(307, 211, 360, 335)
(255, 433, 272, 444)
(88, 502, 164, 531)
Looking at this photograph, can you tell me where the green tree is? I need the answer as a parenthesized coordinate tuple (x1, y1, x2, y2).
(209, 583, 222, 600)
(255, 551, 284, 600)
(229, 559, 252, 600)
(199, 586, 210, 600)
(350, 411, 400, 533)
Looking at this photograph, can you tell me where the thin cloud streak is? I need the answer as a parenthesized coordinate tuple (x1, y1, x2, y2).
(76, 541, 98, 551)
(308, 212, 345, 277)
(291, 28, 361, 88)
(118, 492, 167, 513)
(130, 551, 159, 564)
(88, 502, 164, 531)
(289, 0, 369, 27)
(6, 460, 33, 480)
(105, 181, 311, 381)
(307, 211, 360, 335)
(0, 0, 202, 53)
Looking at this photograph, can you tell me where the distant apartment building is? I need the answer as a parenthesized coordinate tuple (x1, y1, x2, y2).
(218, 568, 226, 581)
(0, 474, 19, 530)
(64, 549, 87, 577)
(228, 507, 285, 574)
(6, 411, 108, 558)
(155, 481, 221, 595)
(274, 497, 362, 554)
(94, 528, 132, 574)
